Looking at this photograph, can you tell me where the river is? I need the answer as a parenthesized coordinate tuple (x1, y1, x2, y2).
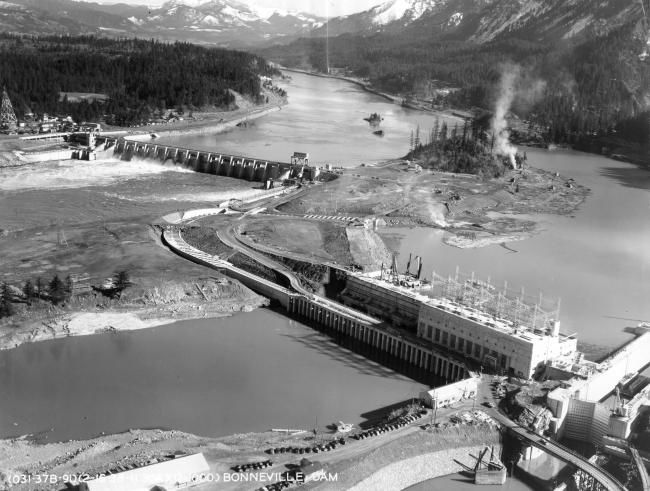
(383, 147, 650, 351)
(172, 71, 650, 351)
(159, 70, 460, 165)
(0, 71, 648, 443)
(0, 309, 424, 442)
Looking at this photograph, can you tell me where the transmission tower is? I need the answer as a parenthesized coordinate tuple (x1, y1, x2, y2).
(0, 88, 17, 131)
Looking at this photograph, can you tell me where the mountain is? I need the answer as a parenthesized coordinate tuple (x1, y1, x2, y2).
(0, 0, 325, 46)
(135, 0, 324, 45)
(261, 0, 649, 149)
(313, 0, 644, 43)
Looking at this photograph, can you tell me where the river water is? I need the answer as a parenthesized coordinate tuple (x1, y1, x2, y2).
(172, 71, 650, 349)
(0, 71, 648, 442)
(0, 309, 424, 441)
(160, 71, 460, 165)
(384, 148, 650, 350)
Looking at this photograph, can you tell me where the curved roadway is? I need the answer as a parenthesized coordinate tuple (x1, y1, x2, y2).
(487, 409, 626, 491)
(163, 207, 627, 491)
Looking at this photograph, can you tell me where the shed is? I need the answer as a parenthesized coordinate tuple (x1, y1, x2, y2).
(79, 453, 209, 491)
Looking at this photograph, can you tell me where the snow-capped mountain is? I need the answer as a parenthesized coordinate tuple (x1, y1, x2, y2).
(132, 0, 324, 43)
(0, 0, 325, 46)
(314, 0, 642, 44)
(369, 0, 436, 25)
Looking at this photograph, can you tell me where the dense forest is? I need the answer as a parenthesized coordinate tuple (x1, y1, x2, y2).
(263, 21, 649, 149)
(405, 117, 509, 178)
(0, 35, 279, 126)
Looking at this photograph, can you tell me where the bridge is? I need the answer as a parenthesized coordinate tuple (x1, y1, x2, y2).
(491, 409, 627, 491)
(102, 137, 319, 183)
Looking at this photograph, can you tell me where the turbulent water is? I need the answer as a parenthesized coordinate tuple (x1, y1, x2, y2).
(0, 157, 257, 231)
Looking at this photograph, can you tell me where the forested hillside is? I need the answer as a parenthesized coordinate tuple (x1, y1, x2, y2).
(0, 35, 279, 125)
(262, 20, 649, 150)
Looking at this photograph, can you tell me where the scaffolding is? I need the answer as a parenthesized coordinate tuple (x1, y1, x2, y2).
(0, 87, 17, 130)
(429, 267, 561, 332)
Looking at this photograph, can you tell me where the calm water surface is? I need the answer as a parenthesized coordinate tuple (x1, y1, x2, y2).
(160, 71, 457, 165)
(0, 309, 425, 441)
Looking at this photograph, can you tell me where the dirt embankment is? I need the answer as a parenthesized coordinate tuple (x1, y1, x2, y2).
(237, 217, 392, 272)
(111, 85, 287, 139)
(0, 418, 501, 491)
(309, 424, 501, 491)
(277, 161, 588, 248)
(0, 221, 267, 351)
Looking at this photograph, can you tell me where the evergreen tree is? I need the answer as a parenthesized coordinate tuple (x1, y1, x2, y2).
(113, 270, 132, 292)
(439, 122, 448, 142)
(431, 118, 440, 147)
(0, 283, 14, 317)
(65, 275, 73, 298)
(48, 275, 66, 305)
(22, 279, 33, 302)
(111, 270, 133, 298)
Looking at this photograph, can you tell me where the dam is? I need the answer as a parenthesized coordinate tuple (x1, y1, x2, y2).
(102, 136, 321, 183)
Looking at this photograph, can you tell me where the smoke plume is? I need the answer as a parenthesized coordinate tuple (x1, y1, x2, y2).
(491, 65, 521, 169)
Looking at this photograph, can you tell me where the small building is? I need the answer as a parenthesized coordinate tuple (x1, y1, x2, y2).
(419, 376, 479, 409)
(79, 453, 210, 491)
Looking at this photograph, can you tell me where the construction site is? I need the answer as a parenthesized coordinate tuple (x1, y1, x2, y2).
(0, 62, 647, 490)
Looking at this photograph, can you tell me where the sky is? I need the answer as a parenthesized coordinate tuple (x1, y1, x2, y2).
(89, 0, 381, 17)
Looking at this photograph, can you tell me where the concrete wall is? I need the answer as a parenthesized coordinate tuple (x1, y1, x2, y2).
(110, 138, 311, 184)
(291, 295, 469, 381)
(562, 399, 613, 444)
(578, 332, 650, 403)
(341, 275, 422, 331)
(548, 333, 650, 439)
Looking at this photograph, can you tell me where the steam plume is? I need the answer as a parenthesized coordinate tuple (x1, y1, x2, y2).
(491, 65, 520, 169)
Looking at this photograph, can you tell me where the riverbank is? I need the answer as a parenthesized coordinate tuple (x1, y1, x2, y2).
(281, 67, 466, 123)
(0, 413, 501, 491)
(0, 217, 268, 351)
(0, 84, 287, 168)
(0, 284, 268, 351)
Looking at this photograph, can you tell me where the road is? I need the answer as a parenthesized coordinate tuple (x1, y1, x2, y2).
(631, 446, 650, 491)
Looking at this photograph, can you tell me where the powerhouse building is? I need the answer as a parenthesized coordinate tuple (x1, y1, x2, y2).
(342, 270, 577, 379)
(418, 298, 577, 379)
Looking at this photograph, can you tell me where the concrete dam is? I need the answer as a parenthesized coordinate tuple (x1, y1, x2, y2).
(104, 137, 319, 182)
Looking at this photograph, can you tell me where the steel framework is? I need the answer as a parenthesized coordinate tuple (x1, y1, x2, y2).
(0, 88, 17, 130)
(429, 267, 561, 332)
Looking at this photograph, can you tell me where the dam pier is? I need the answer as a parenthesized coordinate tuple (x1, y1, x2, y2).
(103, 136, 320, 183)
